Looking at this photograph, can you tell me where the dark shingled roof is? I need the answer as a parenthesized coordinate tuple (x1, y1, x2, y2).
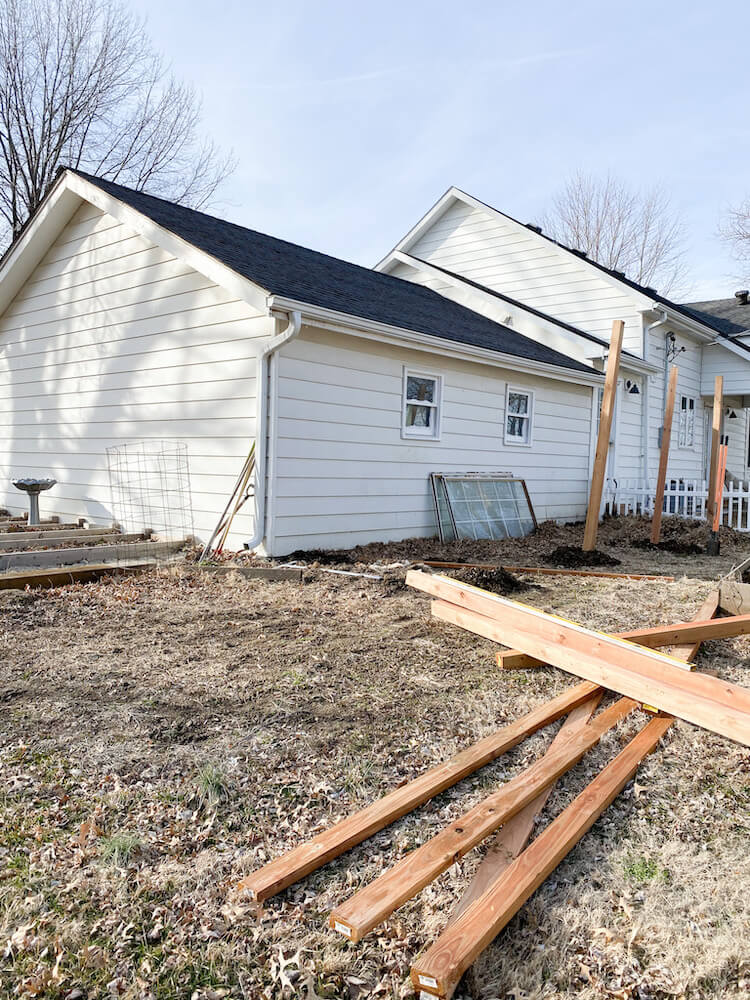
(680, 296, 750, 338)
(68, 170, 597, 376)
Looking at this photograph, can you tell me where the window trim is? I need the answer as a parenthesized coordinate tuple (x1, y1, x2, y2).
(678, 394, 696, 449)
(401, 367, 442, 441)
(504, 385, 534, 447)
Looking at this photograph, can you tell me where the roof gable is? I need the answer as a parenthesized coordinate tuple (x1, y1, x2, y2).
(50, 169, 597, 376)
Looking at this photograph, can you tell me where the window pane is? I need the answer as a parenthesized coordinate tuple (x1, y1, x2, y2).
(407, 376, 435, 403)
(507, 414, 529, 441)
(508, 391, 528, 415)
(406, 403, 432, 428)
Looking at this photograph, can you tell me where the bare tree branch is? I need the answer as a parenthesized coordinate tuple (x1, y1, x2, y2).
(0, 0, 235, 246)
(720, 200, 750, 282)
(540, 171, 689, 295)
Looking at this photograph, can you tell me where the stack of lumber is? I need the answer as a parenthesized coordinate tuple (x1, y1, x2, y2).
(235, 572, 750, 998)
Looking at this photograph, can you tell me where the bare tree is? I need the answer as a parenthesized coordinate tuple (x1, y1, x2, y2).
(0, 0, 234, 244)
(720, 200, 750, 280)
(540, 172, 688, 294)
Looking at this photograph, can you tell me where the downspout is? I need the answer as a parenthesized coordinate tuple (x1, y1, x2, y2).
(244, 310, 302, 552)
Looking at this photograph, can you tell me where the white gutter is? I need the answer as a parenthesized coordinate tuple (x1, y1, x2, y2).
(268, 295, 606, 387)
(244, 310, 302, 552)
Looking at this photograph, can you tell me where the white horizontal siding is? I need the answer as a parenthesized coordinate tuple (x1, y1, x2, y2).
(647, 331, 706, 482)
(267, 326, 594, 555)
(407, 198, 645, 354)
(0, 201, 264, 548)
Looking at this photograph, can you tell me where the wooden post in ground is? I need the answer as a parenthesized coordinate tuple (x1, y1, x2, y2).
(650, 366, 679, 544)
(583, 320, 624, 551)
(707, 376, 724, 555)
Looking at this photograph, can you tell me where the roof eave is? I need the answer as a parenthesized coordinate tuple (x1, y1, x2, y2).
(268, 295, 604, 386)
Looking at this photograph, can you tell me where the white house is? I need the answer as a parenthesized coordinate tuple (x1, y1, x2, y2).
(0, 171, 748, 555)
(377, 188, 750, 492)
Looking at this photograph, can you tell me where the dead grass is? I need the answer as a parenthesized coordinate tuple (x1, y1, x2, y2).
(1, 520, 749, 999)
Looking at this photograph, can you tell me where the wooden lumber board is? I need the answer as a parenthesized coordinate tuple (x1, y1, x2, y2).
(670, 590, 720, 662)
(0, 561, 155, 590)
(235, 681, 601, 902)
(328, 697, 637, 942)
(408, 572, 750, 745)
(446, 693, 602, 929)
(584, 320, 624, 551)
(651, 365, 679, 544)
(0, 539, 184, 571)
(432, 598, 750, 712)
(0, 532, 143, 552)
(423, 561, 673, 582)
(0, 527, 117, 544)
(431, 600, 750, 661)
(410, 713, 674, 997)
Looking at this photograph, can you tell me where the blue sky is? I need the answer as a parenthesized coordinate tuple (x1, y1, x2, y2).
(130, 0, 749, 300)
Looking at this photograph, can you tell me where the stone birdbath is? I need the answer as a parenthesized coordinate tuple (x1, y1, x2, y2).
(12, 477, 57, 526)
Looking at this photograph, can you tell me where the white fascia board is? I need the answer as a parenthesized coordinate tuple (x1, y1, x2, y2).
(0, 175, 83, 320)
(64, 171, 270, 314)
(374, 188, 458, 270)
(268, 295, 605, 388)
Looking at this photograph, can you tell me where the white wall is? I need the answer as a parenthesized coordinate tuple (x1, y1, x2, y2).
(404, 198, 646, 354)
(266, 326, 596, 555)
(0, 201, 266, 547)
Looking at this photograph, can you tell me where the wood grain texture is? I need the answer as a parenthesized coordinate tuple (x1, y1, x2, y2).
(651, 365, 679, 544)
(411, 588, 717, 997)
(670, 590, 720, 663)
(410, 714, 674, 997)
(707, 375, 724, 524)
(583, 319, 624, 550)
(328, 697, 636, 941)
(409, 572, 750, 745)
(236, 681, 600, 901)
(445, 693, 601, 928)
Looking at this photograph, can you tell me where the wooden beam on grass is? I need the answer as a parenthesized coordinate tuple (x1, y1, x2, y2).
(328, 697, 637, 942)
(583, 319, 624, 551)
(408, 572, 750, 745)
(423, 561, 673, 582)
(414, 587, 718, 997)
(235, 680, 600, 901)
(432, 597, 750, 708)
(410, 713, 673, 998)
(651, 365, 679, 544)
(445, 692, 601, 928)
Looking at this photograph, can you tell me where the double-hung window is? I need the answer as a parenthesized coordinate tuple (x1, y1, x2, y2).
(402, 369, 441, 439)
(678, 395, 695, 448)
(504, 386, 533, 445)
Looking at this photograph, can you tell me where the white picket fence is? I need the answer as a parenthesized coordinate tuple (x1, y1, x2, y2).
(603, 477, 750, 532)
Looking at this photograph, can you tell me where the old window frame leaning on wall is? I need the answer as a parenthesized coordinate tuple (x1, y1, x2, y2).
(678, 395, 696, 448)
(402, 368, 442, 440)
(430, 472, 537, 541)
(504, 386, 534, 446)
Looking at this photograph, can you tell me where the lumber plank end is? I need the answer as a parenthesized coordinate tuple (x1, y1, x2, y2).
(411, 968, 443, 996)
(496, 650, 544, 669)
(328, 913, 356, 939)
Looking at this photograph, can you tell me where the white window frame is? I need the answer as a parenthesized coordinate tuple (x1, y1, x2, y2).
(504, 385, 534, 447)
(678, 395, 696, 449)
(401, 367, 442, 441)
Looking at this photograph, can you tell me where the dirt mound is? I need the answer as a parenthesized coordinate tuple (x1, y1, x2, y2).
(449, 565, 530, 595)
(544, 545, 621, 569)
(633, 538, 704, 556)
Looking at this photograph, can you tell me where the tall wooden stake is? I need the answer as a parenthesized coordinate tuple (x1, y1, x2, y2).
(583, 320, 624, 551)
(707, 376, 724, 555)
(650, 365, 679, 544)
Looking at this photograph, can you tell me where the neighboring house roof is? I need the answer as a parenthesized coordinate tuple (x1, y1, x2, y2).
(680, 296, 750, 338)
(63, 170, 597, 375)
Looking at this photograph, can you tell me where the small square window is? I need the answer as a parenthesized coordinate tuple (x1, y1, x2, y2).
(402, 369, 441, 439)
(504, 386, 534, 446)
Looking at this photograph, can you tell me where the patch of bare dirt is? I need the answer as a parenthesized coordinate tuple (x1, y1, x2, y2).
(543, 544, 622, 568)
